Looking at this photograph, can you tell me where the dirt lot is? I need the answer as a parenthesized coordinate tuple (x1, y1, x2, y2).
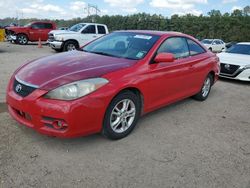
(0, 42, 250, 188)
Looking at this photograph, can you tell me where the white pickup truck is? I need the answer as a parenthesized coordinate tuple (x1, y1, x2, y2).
(48, 23, 109, 52)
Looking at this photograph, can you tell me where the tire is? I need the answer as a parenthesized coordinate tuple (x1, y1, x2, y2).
(193, 74, 213, 101)
(17, 34, 28, 45)
(63, 40, 79, 51)
(102, 90, 141, 140)
(54, 48, 63, 52)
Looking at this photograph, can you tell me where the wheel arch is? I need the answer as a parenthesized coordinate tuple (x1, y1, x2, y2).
(63, 39, 80, 48)
(112, 87, 144, 115)
(17, 33, 29, 40)
(208, 71, 215, 84)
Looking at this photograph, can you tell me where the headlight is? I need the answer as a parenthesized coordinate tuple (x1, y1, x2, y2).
(54, 35, 64, 41)
(44, 78, 109, 100)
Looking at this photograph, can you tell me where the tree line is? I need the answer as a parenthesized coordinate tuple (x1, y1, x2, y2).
(0, 6, 250, 42)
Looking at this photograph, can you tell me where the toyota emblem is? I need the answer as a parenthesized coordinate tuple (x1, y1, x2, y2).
(224, 64, 231, 70)
(15, 84, 22, 93)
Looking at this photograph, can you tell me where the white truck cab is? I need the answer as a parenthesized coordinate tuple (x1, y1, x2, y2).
(48, 23, 109, 52)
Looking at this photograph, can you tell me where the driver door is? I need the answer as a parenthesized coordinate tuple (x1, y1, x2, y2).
(80, 25, 98, 46)
(146, 37, 194, 110)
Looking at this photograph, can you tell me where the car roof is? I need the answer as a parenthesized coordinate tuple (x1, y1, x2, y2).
(114, 30, 189, 37)
(31, 21, 55, 24)
(237, 42, 250, 45)
(77, 23, 106, 26)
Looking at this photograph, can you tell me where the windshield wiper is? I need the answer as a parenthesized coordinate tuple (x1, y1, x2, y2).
(89, 51, 120, 58)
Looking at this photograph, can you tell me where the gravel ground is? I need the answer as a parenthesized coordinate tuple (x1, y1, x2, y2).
(0, 42, 250, 188)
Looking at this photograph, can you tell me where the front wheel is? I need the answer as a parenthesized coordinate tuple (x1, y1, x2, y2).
(102, 91, 141, 140)
(63, 41, 79, 51)
(193, 74, 213, 101)
(17, 34, 28, 45)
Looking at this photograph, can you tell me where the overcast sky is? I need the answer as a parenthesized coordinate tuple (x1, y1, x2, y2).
(0, 0, 248, 19)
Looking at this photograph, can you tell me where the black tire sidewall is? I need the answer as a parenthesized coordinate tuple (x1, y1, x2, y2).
(102, 91, 141, 140)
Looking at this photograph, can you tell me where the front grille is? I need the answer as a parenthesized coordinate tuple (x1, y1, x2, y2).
(220, 63, 240, 76)
(13, 79, 37, 97)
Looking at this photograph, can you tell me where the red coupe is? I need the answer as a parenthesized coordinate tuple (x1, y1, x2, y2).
(6, 31, 220, 139)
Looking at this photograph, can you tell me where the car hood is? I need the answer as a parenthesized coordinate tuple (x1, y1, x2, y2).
(6, 26, 28, 31)
(217, 52, 250, 66)
(16, 51, 138, 90)
(49, 30, 77, 35)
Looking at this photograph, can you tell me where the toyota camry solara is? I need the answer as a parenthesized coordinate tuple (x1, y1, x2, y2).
(6, 31, 220, 139)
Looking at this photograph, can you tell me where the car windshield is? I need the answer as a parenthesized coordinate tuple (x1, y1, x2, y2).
(24, 23, 32, 27)
(226, 44, 250, 55)
(201, 39, 213, 44)
(82, 32, 160, 60)
(69, 23, 86, 32)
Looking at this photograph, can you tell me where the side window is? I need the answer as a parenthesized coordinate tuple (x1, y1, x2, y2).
(82, 25, 96, 34)
(31, 23, 44, 29)
(187, 39, 206, 56)
(158, 37, 189, 59)
(44, 23, 53, 29)
(97, 25, 106, 34)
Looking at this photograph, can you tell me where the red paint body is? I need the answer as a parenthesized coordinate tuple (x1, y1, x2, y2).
(6, 31, 219, 138)
(6, 21, 56, 41)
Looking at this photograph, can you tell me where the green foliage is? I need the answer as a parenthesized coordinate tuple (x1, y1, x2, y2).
(1, 6, 250, 42)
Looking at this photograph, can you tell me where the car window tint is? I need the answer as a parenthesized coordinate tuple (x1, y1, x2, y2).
(44, 23, 53, 29)
(32, 23, 44, 29)
(82, 25, 96, 34)
(214, 40, 220, 44)
(97, 25, 106, 34)
(187, 39, 206, 56)
(158, 37, 189, 58)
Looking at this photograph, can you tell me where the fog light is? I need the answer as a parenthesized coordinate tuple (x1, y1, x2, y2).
(52, 120, 68, 130)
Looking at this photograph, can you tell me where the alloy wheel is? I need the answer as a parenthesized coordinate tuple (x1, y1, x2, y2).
(67, 43, 76, 51)
(202, 77, 211, 97)
(18, 35, 27, 44)
(110, 99, 136, 133)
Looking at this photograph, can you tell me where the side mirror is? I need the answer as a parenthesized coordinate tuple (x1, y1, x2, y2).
(154, 53, 175, 63)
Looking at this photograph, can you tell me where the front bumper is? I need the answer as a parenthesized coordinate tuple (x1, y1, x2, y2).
(7, 35, 17, 41)
(6, 80, 110, 138)
(219, 67, 250, 81)
(49, 41, 63, 50)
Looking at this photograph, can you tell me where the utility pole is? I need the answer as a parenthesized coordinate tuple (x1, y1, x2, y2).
(84, 3, 100, 20)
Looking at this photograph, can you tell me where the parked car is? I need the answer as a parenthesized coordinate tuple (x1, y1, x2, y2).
(217, 42, 250, 81)
(6, 21, 56, 45)
(201, 39, 226, 52)
(4, 23, 18, 28)
(48, 23, 109, 52)
(6, 31, 219, 139)
(225, 41, 237, 49)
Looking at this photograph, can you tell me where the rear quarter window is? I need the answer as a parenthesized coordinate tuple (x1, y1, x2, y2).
(97, 25, 106, 34)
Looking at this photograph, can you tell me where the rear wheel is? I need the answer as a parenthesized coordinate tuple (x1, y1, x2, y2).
(193, 74, 213, 101)
(17, 34, 28, 45)
(63, 41, 79, 51)
(102, 91, 141, 140)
